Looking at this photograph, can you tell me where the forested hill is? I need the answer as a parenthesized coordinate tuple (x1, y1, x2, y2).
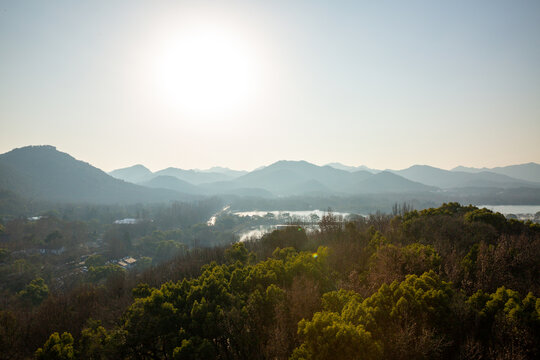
(5, 203, 538, 359)
(2, 146, 539, 206)
(0, 146, 193, 204)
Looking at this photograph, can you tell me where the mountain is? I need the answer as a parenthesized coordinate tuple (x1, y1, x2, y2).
(109, 164, 153, 183)
(228, 160, 352, 195)
(138, 175, 202, 195)
(212, 187, 274, 198)
(346, 171, 436, 193)
(4, 145, 537, 205)
(109, 164, 246, 185)
(452, 163, 540, 183)
(452, 166, 487, 173)
(0, 146, 190, 204)
(214, 160, 433, 195)
(153, 167, 232, 185)
(326, 162, 380, 173)
(198, 167, 248, 178)
(393, 165, 539, 189)
(283, 179, 331, 196)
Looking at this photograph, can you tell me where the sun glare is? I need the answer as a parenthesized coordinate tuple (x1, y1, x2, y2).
(155, 24, 259, 117)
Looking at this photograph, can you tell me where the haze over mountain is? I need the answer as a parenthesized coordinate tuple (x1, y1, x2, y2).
(138, 175, 202, 195)
(392, 165, 540, 189)
(226, 161, 434, 195)
(114, 160, 436, 196)
(1, 146, 539, 206)
(325, 162, 380, 174)
(452, 163, 540, 183)
(109, 165, 247, 186)
(197, 167, 248, 178)
(0, 146, 192, 204)
(346, 171, 437, 194)
(109, 164, 153, 184)
(153, 168, 233, 185)
(106, 155, 540, 197)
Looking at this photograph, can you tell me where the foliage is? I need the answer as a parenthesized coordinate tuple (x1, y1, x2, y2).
(35, 332, 74, 360)
(9, 203, 540, 359)
(19, 277, 49, 306)
(87, 265, 126, 283)
(294, 271, 455, 359)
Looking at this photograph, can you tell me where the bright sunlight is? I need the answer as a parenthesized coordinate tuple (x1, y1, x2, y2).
(154, 23, 259, 117)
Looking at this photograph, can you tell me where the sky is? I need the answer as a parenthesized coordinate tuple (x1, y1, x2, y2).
(1, 0, 539, 172)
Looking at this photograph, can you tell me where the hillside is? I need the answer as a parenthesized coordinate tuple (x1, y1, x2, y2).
(223, 161, 434, 195)
(2, 146, 539, 205)
(349, 171, 437, 193)
(326, 162, 380, 173)
(153, 167, 233, 185)
(393, 165, 539, 189)
(452, 162, 540, 183)
(138, 175, 202, 195)
(9, 203, 539, 359)
(108, 164, 153, 183)
(0, 146, 190, 204)
(199, 166, 248, 178)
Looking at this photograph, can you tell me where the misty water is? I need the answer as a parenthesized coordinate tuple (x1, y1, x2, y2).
(477, 205, 540, 215)
(233, 209, 356, 242)
(233, 209, 353, 218)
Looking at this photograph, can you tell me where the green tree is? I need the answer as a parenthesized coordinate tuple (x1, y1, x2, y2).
(225, 242, 249, 264)
(19, 277, 49, 306)
(292, 312, 381, 360)
(35, 332, 74, 360)
(87, 265, 125, 283)
(78, 319, 124, 360)
(293, 271, 456, 359)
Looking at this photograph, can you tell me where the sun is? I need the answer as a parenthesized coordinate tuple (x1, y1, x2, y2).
(154, 23, 259, 117)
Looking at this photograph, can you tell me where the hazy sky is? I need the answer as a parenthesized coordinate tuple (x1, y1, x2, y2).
(1, 0, 539, 172)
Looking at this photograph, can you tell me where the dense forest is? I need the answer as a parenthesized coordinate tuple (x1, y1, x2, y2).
(1, 203, 539, 359)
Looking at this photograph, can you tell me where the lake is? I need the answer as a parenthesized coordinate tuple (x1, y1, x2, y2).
(477, 205, 540, 215)
(238, 224, 320, 242)
(233, 209, 354, 219)
(234, 209, 356, 242)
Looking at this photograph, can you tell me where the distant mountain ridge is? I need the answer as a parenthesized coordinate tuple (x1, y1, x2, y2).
(198, 167, 248, 178)
(109, 165, 247, 185)
(452, 163, 540, 183)
(105, 157, 540, 196)
(393, 164, 540, 189)
(204, 160, 435, 196)
(139, 175, 202, 195)
(1, 146, 538, 205)
(325, 162, 380, 174)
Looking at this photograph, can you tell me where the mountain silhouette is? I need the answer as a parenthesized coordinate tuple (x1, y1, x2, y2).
(0, 146, 192, 204)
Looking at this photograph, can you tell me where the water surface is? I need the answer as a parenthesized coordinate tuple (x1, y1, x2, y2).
(477, 205, 540, 215)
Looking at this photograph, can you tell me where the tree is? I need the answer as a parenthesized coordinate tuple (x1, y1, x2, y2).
(225, 242, 249, 264)
(35, 332, 74, 360)
(293, 271, 457, 359)
(319, 210, 341, 234)
(78, 319, 122, 360)
(292, 312, 381, 360)
(19, 277, 49, 306)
